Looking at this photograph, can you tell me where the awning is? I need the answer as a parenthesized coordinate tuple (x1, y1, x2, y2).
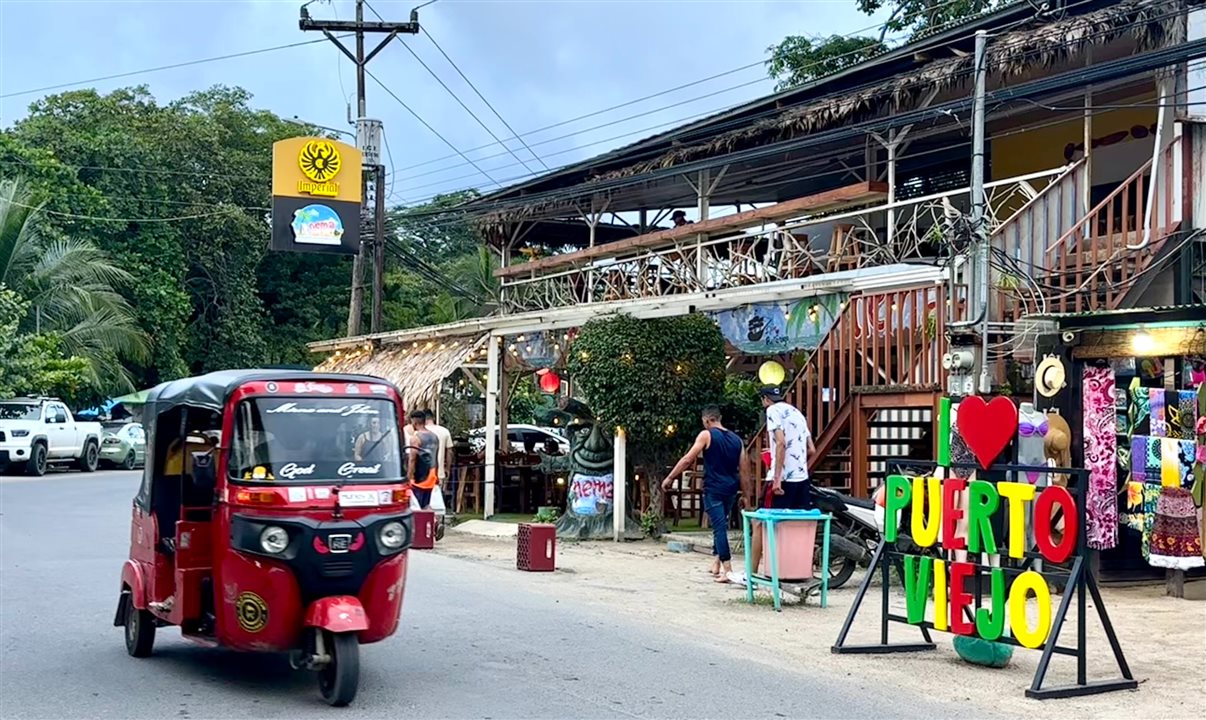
(315, 334, 486, 410)
(113, 390, 151, 406)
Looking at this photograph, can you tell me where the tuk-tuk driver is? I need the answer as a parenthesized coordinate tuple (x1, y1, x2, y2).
(353, 416, 394, 462)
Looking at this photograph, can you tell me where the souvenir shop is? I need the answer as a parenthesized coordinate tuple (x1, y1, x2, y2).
(1033, 306, 1206, 593)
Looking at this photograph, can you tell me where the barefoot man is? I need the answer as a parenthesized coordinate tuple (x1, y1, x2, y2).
(663, 406, 749, 582)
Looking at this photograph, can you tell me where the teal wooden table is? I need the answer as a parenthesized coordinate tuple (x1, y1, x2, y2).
(740, 508, 831, 611)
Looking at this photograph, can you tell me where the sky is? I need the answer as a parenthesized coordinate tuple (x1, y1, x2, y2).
(0, 0, 889, 209)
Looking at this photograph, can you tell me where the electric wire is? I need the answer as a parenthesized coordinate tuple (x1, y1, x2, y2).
(362, 66, 502, 187)
(363, 1, 540, 177)
(391, 0, 1166, 203)
(0, 36, 347, 99)
(392, 0, 985, 173)
(365, 0, 551, 174)
(394, 13, 1202, 221)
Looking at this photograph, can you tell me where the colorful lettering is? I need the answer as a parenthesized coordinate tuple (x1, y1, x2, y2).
(1008, 571, 1052, 649)
(903, 555, 933, 624)
(910, 476, 942, 548)
(966, 480, 1000, 555)
(997, 482, 1036, 559)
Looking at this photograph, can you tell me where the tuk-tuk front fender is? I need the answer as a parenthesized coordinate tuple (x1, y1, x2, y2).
(303, 596, 369, 633)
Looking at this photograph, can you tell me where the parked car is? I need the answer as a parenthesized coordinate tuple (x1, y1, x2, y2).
(468, 424, 569, 454)
(0, 397, 105, 476)
(100, 422, 146, 470)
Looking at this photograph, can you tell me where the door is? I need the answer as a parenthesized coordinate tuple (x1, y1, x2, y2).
(128, 425, 147, 465)
(45, 403, 74, 458)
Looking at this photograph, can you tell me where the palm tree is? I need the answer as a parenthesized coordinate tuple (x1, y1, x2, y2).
(0, 177, 148, 392)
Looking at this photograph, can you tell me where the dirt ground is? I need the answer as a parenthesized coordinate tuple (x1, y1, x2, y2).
(433, 530, 1206, 719)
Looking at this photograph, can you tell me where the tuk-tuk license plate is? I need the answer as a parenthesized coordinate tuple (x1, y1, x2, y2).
(338, 490, 382, 507)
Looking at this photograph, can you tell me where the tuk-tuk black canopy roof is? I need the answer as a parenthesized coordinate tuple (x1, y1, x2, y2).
(144, 369, 392, 416)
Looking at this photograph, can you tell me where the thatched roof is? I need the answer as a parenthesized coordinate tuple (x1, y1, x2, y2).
(314, 336, 485, 411)
(475, 0, 1185, 228)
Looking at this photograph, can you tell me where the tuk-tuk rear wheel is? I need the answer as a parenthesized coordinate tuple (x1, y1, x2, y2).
(317, 631, 359, 707)
(123, 594, 155, 658)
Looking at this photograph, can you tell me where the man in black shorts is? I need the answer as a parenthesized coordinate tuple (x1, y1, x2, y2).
(729, 386, 817, 584)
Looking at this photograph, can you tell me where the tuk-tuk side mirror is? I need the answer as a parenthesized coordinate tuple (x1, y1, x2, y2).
(191, 451, 216, 495)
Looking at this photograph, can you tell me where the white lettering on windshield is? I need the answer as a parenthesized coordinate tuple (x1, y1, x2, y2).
(338, 462, 382, 478)
(264, 402, 381, 417)
(279, 463, 317, 480)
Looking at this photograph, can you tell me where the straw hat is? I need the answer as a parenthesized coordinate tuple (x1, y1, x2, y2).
(1035, 354, 1067, 398)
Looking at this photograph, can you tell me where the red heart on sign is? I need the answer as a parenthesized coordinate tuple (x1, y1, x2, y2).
(955, 396, 1019, 470)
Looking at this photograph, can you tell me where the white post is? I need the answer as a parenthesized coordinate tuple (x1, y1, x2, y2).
(484, 335, 501, 520)
(613, 427, 627, 542)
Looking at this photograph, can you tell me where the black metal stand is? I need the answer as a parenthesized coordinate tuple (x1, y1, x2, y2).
(832, 460, 1138, 700)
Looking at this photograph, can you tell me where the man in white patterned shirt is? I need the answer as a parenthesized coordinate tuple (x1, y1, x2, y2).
(760, 385, 816, 510)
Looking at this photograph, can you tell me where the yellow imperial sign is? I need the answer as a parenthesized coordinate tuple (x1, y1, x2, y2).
(271, 136, 362, 204)
(297, 140, 342, 197)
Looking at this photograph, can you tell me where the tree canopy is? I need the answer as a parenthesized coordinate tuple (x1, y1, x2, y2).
(767, 1, 1001, 90)
(0, 84, 490, 402)
(566, 314, 727, 524)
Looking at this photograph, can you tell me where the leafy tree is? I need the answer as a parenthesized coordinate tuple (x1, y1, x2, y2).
(767, 0, 1001, 89)
(0, 178, 148, 393)
(0, 286, 91, 404)
(566, 314, 727, 531)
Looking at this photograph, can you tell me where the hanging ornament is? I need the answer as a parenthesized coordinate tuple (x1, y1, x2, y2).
(538, 369, 561, 394)
(758, 360, 786, 386)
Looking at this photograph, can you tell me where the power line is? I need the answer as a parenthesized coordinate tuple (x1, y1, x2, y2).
(421, 25, 551, 171)
(0, 36, 344, 99)
(394, 0, 1190, 216)
(384, 0, 1069, 197)
(363, 4, 539, 177)
(390, 0, 984, 174)
(363, 66, 502, 187)
(365, 1, 548, 174)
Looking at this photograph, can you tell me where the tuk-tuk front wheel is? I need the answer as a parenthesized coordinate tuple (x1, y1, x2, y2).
(317, 631, 359, 707)
(122, 593, 155, 658)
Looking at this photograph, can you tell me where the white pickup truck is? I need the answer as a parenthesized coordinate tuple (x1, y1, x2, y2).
(0, 397, 104, 476)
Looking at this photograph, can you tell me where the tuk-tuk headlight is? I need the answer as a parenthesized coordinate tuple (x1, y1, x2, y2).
(379, 521, 406, 549)
(259, 526, 289, 554)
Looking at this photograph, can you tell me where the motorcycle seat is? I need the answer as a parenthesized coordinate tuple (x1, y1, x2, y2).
(843, 495, 876, 510)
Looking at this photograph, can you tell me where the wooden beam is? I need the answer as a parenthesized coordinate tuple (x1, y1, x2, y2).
(1071, 327, 1202, 359)
(494, 181, 888, 279)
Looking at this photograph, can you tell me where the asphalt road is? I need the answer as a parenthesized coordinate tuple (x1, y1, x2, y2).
(2, 471, 965, 719)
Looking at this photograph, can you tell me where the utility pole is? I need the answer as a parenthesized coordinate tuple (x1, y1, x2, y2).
(943, 30, 988, 398)
(970, 30, 990, 395)
(300, 0, 419, 336)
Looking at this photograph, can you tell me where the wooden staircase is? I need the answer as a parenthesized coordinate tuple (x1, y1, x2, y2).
(748, 285, 951, 497)
(996, 137, 1183, 320)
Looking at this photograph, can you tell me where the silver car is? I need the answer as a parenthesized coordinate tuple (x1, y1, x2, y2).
(99, 423, 146, 470)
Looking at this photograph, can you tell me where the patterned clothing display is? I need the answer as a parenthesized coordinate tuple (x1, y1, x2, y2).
(950, 426, 975, 481)
(1131, 436, 1147, 484)
(1148, 487, 1205, 570)
(1083, 366, 1119, 550)
(1174, 390, 1197, 440)
(1149, 389, 1168, 437)
(1162, 438, 1184, 488)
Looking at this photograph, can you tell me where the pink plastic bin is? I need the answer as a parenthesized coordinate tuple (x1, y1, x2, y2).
(757, 518, 817, 581)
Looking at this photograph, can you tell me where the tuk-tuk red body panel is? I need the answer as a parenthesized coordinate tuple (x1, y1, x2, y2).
(116, 370, 414, 706)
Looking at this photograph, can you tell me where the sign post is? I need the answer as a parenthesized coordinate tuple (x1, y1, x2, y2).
(270, 137, 363, 255)
(832, 398, 1137, 700)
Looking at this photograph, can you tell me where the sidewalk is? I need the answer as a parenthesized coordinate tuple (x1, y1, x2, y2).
(434, 529, 1205, 720)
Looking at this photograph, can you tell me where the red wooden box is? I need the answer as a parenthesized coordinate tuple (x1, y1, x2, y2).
(412, 510, 437, 550)
(517, 523, 556, 572)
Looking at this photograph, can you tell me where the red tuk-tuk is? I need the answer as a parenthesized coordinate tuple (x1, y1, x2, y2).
(114, 370, 414, 706)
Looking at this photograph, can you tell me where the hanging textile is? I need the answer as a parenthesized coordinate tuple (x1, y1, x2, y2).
(1083, 365, 1119, 549)
(1141, 484, 1162, 561)
(1148, 487, 1205, 570)
(1149, 388, 1168, 437)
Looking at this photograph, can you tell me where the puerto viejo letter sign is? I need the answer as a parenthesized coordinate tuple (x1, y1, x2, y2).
(270, 136, 362, 255)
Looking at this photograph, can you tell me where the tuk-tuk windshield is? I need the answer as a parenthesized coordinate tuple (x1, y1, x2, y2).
(229, 396, 403, 483)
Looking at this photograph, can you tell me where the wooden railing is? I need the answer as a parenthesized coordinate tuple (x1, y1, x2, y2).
(745, 284, 949, 485)
(998, 137, 1181, 318)
(992, 160, 1087, 322)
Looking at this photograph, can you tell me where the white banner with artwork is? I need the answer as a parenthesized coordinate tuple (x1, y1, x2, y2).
(569, 472, 614, 516)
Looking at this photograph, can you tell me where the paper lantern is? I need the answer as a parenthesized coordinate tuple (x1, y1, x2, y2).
(758, 360, 786, 386)
(538, 370, 561, 394)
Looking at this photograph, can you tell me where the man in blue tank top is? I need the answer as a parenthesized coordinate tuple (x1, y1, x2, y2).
(663, 406, 748, 582)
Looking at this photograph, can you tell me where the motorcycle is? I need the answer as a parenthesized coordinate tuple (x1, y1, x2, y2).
(810, 485, 880, 588)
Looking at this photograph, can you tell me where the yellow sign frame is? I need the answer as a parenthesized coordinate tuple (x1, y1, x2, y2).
(272, 136, 362, 204)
